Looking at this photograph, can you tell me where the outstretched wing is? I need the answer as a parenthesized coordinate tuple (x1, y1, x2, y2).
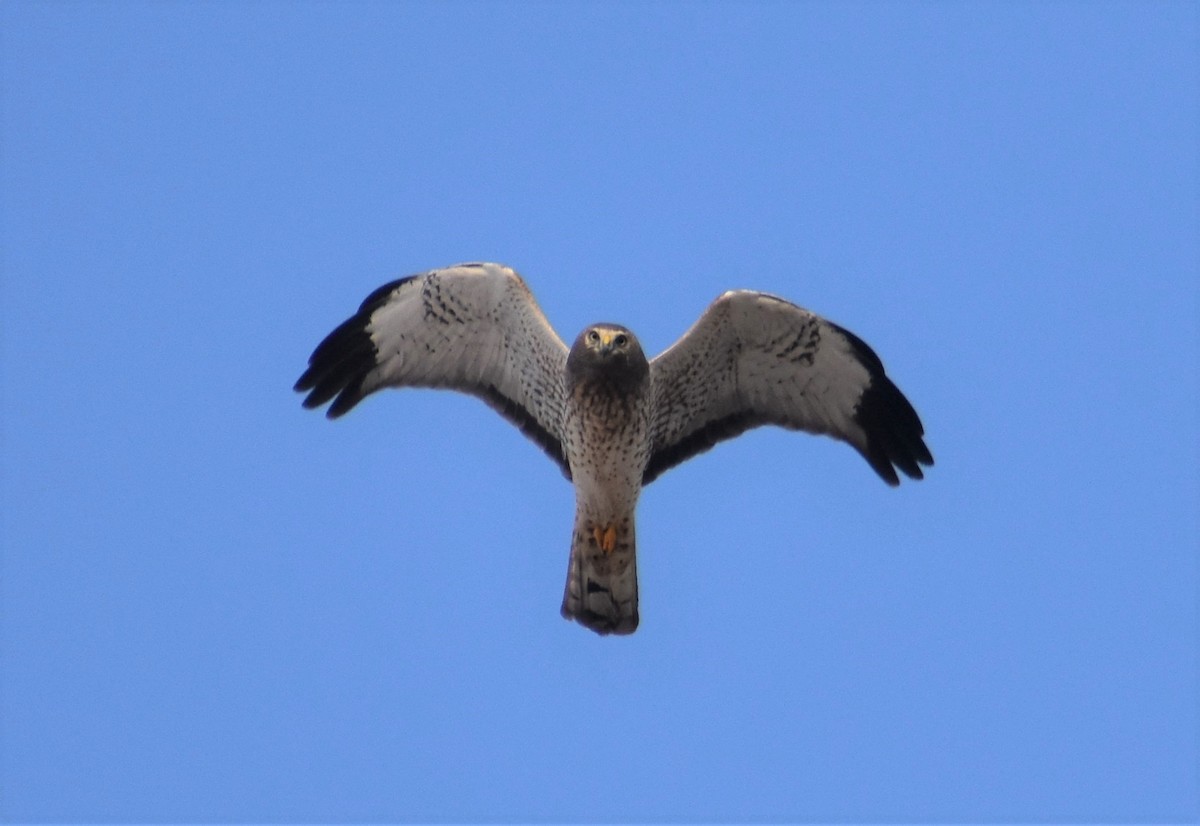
(295, 262, 572, 476)
(645, 290, 933, 486)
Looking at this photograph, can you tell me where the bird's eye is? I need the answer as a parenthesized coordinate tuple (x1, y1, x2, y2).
(587, 330, 600, 344)
(614, 334, 628, 347)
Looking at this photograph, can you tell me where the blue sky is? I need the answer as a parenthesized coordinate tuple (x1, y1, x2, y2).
(2, 1, 1196, 821)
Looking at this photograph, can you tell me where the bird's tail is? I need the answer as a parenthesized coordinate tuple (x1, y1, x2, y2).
(561, 511, 639, 635)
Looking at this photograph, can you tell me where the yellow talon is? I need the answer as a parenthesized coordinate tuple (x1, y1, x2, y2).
(591, 524, 618, 554)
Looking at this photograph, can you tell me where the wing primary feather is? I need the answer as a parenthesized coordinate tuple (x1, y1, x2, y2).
(827, 321, 887, 375)
(830, 320, 933, 482)
(852, 374, 933, 483)
(295, 280, 408, 384)
(294, 317, 377, 414)
(294, 277, 417, 416)
(356, 276, 413, 313)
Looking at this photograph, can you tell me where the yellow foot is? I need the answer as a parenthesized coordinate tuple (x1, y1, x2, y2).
(591, 524, 618, 554)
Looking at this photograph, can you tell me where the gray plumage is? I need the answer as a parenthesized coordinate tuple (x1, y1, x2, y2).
(295, 262, 933, 635)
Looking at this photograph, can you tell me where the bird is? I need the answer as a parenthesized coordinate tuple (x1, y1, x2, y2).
(295, 262, 933, 635)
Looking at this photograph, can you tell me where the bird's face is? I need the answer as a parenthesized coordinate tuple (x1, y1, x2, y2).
(584, 324, 632, 355)
(567, 323, 649, 387)
(575, 323, 643, 360)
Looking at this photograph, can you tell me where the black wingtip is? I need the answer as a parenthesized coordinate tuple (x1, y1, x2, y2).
(852, 367, 934, 486)
(822, 321, 932, 484)
(294, 278, 414, 417)
(357, 275, 416, 313)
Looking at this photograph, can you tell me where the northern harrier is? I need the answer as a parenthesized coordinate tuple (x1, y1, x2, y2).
(295, 262, 932, 635)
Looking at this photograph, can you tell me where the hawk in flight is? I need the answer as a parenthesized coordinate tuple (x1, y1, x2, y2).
(295, 262, 932, 635)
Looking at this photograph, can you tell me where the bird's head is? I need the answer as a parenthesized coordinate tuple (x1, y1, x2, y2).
(567, 323, 649, 387)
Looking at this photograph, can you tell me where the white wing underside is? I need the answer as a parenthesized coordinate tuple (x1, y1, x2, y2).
(646, 290, 931, 485)
(295, 262, 572, 475)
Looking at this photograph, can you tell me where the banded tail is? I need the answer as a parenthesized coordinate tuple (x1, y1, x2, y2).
(561, 512, 639, 635)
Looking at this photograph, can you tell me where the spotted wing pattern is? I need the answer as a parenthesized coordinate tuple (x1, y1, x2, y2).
(646, 290, 933, 485)
(295, 262, 572, 475)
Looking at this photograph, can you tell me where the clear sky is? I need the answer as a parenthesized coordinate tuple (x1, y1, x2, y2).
(2, 1, 1197, 821)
